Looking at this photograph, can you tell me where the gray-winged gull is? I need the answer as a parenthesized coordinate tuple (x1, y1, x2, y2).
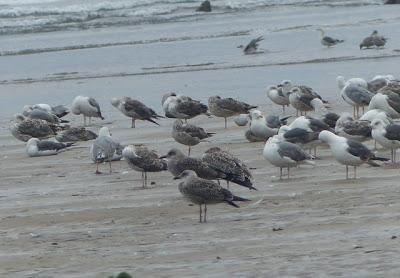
(279, 126, 320, 154)
(340, 84, 374, 118)
(371, 119, 400, 163)
(162, 93, 209, 120)
(208, 96, 257, 128)
(263, 135, 315, 179)
(360, 30, 387, 49)
(316, 28, 344, 47)
(234, 114, 250, 126)
(286, 84, 329, 116)
(202, 147, 256, 190)
(26, 138, 73, 157)
(23, 106, 67, 124)
(111, 97, 163, 128)
(336, 76, 368, 91)
(90, 127, 121, 174)
(172, 119, 214, 156)
(335, 113, 371, 142)
(11, 114, 58, 142)
(319, 130, 388, 179)
(72, 95, 104, 126)
(56, 127, 97, 142)
(174, 170, 250, 223)
(368, 92, 400, 118)
(122, 145, 167, 188)
(24, 103, 69, 118)
(238, 36, 264, 55)
(245, 129, 265, 142)
(249, 110, 278, 140)
(266, 84, 290, 113)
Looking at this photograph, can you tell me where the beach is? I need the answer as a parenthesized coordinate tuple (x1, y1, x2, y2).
(1, 1, 400, 277)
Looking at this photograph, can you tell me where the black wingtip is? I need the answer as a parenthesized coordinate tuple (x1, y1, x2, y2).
(147, 118, 160, 126)
(233, 195, 251, 202)
(225, 200, 240, 208)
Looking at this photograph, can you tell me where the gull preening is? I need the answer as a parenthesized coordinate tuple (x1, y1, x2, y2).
(238, 36, 264, 55)
(11, 114, 58, 142)
(371, 119, 400, 163)
(172, 119, 214, 156)
(23, 103, 69, 119)
(208, 96, 257, 128)
(72, 96, 104, 126)
(122, 145, 167, 188)
(56, 127, 98, 142)
(335, 113, 371, 142)
(174, 170, 250, 223)
(336, 76, 368, 91)
(162, 93, 209, 120)
(23, 106, 68, 124)
(319, 130, 388, 179)
(316, 28, 344, 47)
(26, 138, 73, 157)
(266, 84, 290, 113)
(90, 127, 121, 174)
(340, 83, 374, 118)
(111, 97, 163, 128)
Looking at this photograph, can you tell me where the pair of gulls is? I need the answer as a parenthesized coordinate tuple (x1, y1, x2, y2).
(317, 29, 388, 49)
(267, 80, 329, 115)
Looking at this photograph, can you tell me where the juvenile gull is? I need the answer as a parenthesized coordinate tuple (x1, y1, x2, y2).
(174, 170, 250, 223)
(319, 130, 388, 179)
(11, 114, 58, 142)
(263, 135, 315, 179)
(208, 96, 257, 128)
(266, 84, 290, 113)
(368, 75, 392, 92)
(56, 127, 97, 142)
(286, 84, 329, 116)
(162, 93, 209, 120)
(340, 84, 374, 118)
(371, 119, 400, 163)
(202, 147, 255, 190)
(335, 113, 372, 142)
(249, 110, 278, 140)
(360, 30, 387, 49)
(122, 145, 167, 188)
(238, 36, 264, 55)
(26, 138, 73, 157)
(72, 95, 104, 126)
(90, 127, 121, 174)
(111, 97, 163, 128)
(316, 28, 344, 47)
(321, 112, 340, 128)
(172, 119, 214, 155)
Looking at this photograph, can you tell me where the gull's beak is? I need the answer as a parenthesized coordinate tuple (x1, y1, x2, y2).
(159, 155, 167, 159)
(173, 176, 181, 180)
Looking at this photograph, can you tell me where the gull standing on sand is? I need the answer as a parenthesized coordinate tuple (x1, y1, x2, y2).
(263, 135, 315, 179)
(316, 28, 344, 47)
(266, 84, 290, 113)
(238, 36, 264, 55)
(162, 93, 209, 120)
(319, 130, 388, 179)
(122, 145, 167, 188)
(340, 83, 374, 118)
(56, 127, 97, 142)
(368, 92, 400, 119)
(90, 127, 121, 174)
(335, 113, 371, 142)
(279, 126, 320, 153)
(371, 119, 400, 163)
(174, 170, 250, 223)
(111, 97, 163, 128)
(336, 76, 368, 91)
(26, 138, 73, 157)
(72, 96, 104, 126)
(208, 96, 257, 128)
(11, 114, 58, 142)
(172, 119, 214, 156)
(249, 110, 278, 140)
(202, 147, 255, 190)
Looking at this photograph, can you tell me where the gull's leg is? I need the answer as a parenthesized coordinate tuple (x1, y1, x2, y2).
(282, 105, 285, 114)
(314, 146, 317, 157)
(145, 172, 148, 187)
(89, 117, 92, 125)
(95, 162, 101, 174)
(287, 167, 290, 179)
(226, 180, 230, 189)
(204, 203, 207, 223)
(346, 165, 349, 179)
(131, 118, 134, 128)
(224, 117, 227, 129)
(362, 106, 365, 115)
(199, 204, 202, 223)
(188, 146, 191, 156)
(280, 167, 282, 180)
(109, 160, 112, 174)
(353, 106, 356, 119)
(394, 149, 397, 163)
(142, 171, 145, 188)
(83, 115, 86, 126)
(354, 166, 357, 179)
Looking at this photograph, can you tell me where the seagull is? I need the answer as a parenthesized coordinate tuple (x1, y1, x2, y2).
(23, 104, 69, 118)
(249, 110, 278, 140)
(202, 147, 255, 190)
(371, 30, 388, 48)
(335, 113, 372, 142)
(321, 112, 340, 128)
(174, 170, 250, 223)
(319, 130, 388, 179)
(238, 36, 264, 55)
(336, 76, 368, 91)
(265, 114, 291, 129)
(371, 119, 400, 163)
(11, 114, 58, 142)
(23, 106, 67, 124)
(263, 135, 315, 179)
(111, 97, 163, 128)
(340, 83, 374, 118)
(55, 127, 97, 142)
(90, 127, 121, 174)
(162, 93, 209, 121)
(368, 92, 400, 118)
(122, 145, 167, 188)
(208, 96, 257, 128)
(289, 116, 333, 133)
(172, 119, 214, 155)
(26, 138, 73, 157)
(233, 114, 250, 126)
(368, 75, 393, 92)
(316, 28, 344, 47)
(279, 126, 320, 154)
(72, 96, 104, 126)
(266, 84, 290, 113)
(245, 129, 265, 142)
(287, 85, 329, 116)
(359, 109, 392, 124)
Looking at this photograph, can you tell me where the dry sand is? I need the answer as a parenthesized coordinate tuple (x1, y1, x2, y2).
(2, 101, 400, 277)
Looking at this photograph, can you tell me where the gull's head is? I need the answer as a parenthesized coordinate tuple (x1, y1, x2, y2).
(110, 98, 120, 108)
(237, 45, 244, 49)
(173, 119, 184, 129)
(371, 30, 378, 36)
(174, 170, 196, 180)
(316, 28, 324, 36)
(336, 76, 346, 89)
(288, 86, 301, 95)
(249, 109, 262, 120)
(337, 112, 353, 124)
(267, 85, 278, 92)
(99, 127, 111, 137)
(318, 130, 337, 143)
(278, 125, 290, 135)
(14, 113, 26, 122)
(371, 119, 386, 130)
(160, 148, 184, 159)
(280, 80, 292, 89)
(27, 138, 39, 147)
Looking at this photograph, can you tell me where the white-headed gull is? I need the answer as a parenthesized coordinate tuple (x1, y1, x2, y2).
(371, 119, 400, 163)
(72, 96, 104, 126)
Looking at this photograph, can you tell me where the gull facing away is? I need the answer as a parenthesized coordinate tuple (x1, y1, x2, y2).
(172, 119, 214, 156)
(335, 113, 372, 142)
(234, 114, 250, 126)
(285, 83, 329, 116)
(26, 138, 73, 157)
(319, 130, 388, 179)
(263, 135, 315, 179)
(371, 119, 400, 163)
(174, 170, 250, 223)
(279, 126, 320, 154)
(316, 28, 344, 47)
(208, 96, 257, 128)
(90, 127, 121, 174)
(340, 84, 374, 118)
(56, 127, 97, 142)
(336, 76, 368, 91)
(202, 147, 255, 190)
(72, 96, 104, 126)
(266, 84, 290, 113)
(11, 114, 58, 142)
(238, 36, 264, 55)
(111, 97, 163, 128)
(368, 75, 396, 93)
(162, 93, 209, 120)
(122, 145, 167, 188)
(368, 92, 400, 119)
